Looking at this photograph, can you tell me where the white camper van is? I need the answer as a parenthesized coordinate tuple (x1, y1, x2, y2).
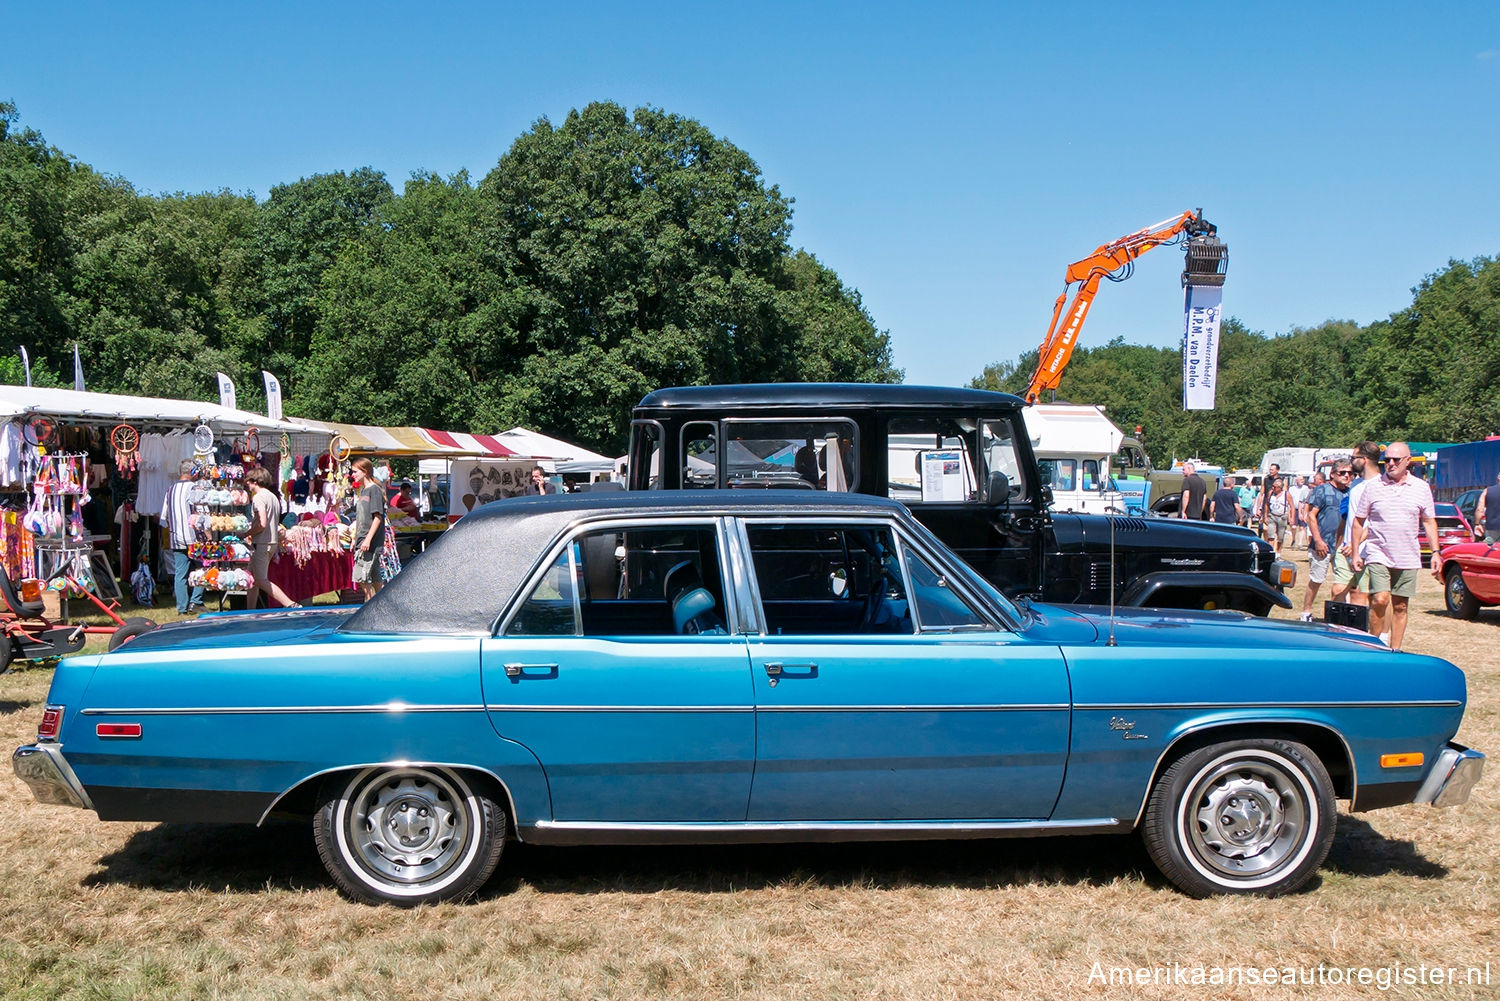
(1021, 404, 1126, 514)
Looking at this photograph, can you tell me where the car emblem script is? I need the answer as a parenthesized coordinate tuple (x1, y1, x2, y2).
(1109, 716, 1148, 740)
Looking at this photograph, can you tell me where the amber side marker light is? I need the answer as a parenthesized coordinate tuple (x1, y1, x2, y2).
(1380, 752, 1425, 768)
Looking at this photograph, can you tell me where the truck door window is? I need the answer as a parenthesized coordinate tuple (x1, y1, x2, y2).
(887, 417, 977, 503)
(1048, 459, 1076, 492)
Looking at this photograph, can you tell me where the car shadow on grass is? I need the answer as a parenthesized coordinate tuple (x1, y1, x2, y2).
(1322, 814, 1448, 879)
(84, 821, 328, 894)
(1420, 608, 1500, 626)
(83, 816, 1446, 898)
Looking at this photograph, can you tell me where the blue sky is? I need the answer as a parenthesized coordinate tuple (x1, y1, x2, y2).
(6, 2, 1497, 388)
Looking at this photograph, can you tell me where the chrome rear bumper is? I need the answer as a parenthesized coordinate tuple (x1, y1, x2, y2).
(1413, 743, 1485, 808)
(11, 743, 93, 811)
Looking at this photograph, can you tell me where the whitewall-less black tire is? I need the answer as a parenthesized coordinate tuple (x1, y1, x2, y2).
(314, 766, 505, 905)
(1142, 738, 1335, 897)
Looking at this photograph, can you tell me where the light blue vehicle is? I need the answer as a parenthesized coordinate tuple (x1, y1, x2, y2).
(13, 492, 1484, 904)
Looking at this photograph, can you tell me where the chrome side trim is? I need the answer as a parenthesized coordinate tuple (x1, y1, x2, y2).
(482, 704, 1069, 713)
(528, 816, 1116, 840)
(80, 704, 485, 716)
(1074, 700, 1461, 711)
(487, 705, 753, 713)
(1129, 717, 1359, 829)
(1413, 743, 1485, 807)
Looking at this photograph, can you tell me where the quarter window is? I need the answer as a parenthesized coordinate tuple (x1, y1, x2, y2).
(904, 547, 992, 631)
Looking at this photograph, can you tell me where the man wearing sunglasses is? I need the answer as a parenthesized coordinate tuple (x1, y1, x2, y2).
(1350, 442, 1441, 650)
(1299, 469, 1349, 621)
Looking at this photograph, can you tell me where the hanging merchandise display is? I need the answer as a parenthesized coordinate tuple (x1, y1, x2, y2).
(110, 423, 140, 477)
(181, 461, 254, 595)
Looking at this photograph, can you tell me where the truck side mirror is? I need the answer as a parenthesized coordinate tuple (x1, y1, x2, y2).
(986, 470, 1011, 506)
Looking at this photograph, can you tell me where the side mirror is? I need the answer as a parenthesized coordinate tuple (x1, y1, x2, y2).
(986, 470, 1011, 506)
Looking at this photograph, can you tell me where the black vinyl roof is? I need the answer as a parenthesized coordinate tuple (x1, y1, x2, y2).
(635, 383, 1025, 412)
(340, 490, 913, 635)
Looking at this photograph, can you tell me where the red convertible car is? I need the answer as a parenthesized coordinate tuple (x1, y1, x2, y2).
(1439, 539, 1500, 618)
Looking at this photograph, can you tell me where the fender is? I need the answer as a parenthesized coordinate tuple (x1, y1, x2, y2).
(1117, 570, 1292, 609)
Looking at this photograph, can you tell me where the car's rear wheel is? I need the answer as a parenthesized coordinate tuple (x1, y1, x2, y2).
(314, 766, 505, 905)
(1444, 567, 1480, 620)
(1142, 738, 1335, 897)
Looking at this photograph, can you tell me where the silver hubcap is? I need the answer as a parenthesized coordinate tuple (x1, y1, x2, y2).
(1447, 574, 1468, 607)
(346, 770, 470, 886)
(1184, 756, 1309, 881)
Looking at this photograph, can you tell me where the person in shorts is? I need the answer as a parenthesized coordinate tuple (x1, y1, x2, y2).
(1331, 442, 1381, 605)
(1300, 469, 1348, 622)
(1350, 442, 1440, 650)
(244, 466, 300, 609)
(350, 458, 387, 601)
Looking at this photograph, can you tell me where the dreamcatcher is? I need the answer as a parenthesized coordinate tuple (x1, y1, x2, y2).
(328, 435, 352, 501)
(23, 416, 56, 450)
(110, 423, 140, 476)
(233, 425, 260, 463)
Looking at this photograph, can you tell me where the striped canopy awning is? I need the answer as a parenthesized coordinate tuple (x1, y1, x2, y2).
(419, 429, 527, 457)
(293, 419, 538, 458)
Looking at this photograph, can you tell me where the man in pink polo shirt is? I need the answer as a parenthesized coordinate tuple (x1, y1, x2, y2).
(1350, 442, 1441, 650)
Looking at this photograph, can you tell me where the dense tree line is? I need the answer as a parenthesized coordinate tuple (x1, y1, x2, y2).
(973, 255, 1500, 468)
(0, 102, 899, 453)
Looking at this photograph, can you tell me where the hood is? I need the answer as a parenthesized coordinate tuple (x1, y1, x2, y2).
(1050, 603, 1391, 653)
(1051, 512, 1270, 555)
(110, 607, 358, 655)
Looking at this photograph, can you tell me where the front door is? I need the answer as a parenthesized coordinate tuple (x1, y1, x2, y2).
(740, 521, 1071, 821)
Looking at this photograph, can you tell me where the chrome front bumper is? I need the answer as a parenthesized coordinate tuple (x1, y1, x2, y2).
(1413, 743, 1485, 808)
(11, 743, 93, 811)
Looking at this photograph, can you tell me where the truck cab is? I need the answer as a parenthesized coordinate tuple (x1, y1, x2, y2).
(628, 384, 1293, 613)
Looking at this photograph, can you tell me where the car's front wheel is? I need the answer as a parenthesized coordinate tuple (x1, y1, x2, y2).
(314, 766, 505, 905)
(1142, 738, 1335, 897)
(1444, 566, 1480, 620)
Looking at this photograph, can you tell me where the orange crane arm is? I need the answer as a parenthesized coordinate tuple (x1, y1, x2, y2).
(1024, 210, 1222, 404)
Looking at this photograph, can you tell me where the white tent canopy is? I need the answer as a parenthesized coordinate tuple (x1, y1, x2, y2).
(417, 427, 615, 475)
(1, 386, 316, 435)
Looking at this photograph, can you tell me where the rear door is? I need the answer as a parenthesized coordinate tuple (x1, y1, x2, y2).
(480, 518, 755, 823)
(738, 519, 1071, 821)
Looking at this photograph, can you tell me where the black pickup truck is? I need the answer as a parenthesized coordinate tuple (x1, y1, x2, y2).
(626, 384, 1294, 614)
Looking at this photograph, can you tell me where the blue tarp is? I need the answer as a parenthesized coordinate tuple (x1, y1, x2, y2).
(1432, 439, 1500, 499)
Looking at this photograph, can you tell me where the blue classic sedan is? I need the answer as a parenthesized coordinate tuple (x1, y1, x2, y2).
(13, 492, 1484, 904)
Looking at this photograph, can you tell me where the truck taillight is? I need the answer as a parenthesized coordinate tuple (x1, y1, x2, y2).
(37, 706, 63, 741)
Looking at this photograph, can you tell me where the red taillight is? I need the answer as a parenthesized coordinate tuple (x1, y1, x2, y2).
(37, 706, 63, 741)
(96, 723, 142, 739)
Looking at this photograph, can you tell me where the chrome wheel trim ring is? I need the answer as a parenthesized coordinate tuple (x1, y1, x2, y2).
(1176, 749, 1318, 888)
(1446, 572, 1468, 610)
(335, 767, 481, 897)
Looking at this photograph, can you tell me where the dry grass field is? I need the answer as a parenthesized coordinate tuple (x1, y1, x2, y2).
(1, 555, 1495, 1000)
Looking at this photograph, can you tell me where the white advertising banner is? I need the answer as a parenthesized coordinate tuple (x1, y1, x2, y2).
(262, 370, 283, 421)
(450, 458, 537, 518)
(216, 372, 237, 411)
(1182, 285, 1223, 410)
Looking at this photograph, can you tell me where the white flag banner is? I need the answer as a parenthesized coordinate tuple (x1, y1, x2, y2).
(217, 372, 237, 411)
(1182, 285, 1223, 410)
(19, 346, 31, 387)
(262, 370, 283, 421)
(73, 342, 85, 392)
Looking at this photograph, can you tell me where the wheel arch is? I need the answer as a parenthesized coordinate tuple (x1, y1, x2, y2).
(1131, 719, 1355, 828)
(259, 762, 521, 837)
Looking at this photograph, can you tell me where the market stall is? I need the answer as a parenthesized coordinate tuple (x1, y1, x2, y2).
(0, 386, 324, 623)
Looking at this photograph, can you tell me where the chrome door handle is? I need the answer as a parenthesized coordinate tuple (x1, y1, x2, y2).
(503, 662, 558, 678)
(764, 662, 817, 677)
